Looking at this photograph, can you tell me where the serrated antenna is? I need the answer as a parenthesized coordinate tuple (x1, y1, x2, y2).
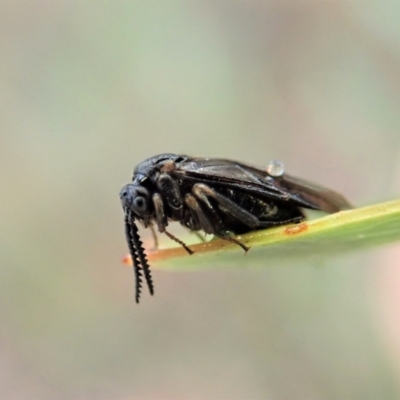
(124, 212, 144, 303)
(130, 219, 154, 296)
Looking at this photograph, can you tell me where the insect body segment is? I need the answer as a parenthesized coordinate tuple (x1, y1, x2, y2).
(120, 153, 352, 303)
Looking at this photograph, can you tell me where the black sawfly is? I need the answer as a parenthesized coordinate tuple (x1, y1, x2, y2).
(120, 154, 351, 303)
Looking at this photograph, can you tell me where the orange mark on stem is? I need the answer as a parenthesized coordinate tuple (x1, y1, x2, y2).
(284, 223, 308, 235)
(122, 254, 132, 266)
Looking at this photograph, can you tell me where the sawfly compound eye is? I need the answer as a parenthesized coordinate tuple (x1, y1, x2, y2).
(133, 196, 147, 212)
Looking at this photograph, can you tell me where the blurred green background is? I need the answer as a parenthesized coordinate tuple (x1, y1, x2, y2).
(1, 2, 400, 399)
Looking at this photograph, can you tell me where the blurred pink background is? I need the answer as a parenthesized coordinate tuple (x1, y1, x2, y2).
(1, 2, 400, 399)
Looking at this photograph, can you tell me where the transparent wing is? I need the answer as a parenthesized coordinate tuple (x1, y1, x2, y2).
(173, 158, 352, 213)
